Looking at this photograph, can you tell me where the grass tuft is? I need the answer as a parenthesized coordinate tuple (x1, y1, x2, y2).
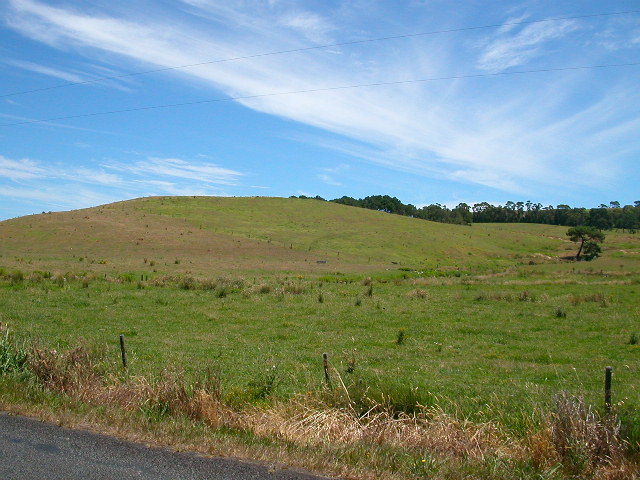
(0, 326, 29, 376)
(549, 391, 625, 476)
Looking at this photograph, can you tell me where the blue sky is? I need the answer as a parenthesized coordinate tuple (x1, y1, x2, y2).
(1, 0, 639, 220)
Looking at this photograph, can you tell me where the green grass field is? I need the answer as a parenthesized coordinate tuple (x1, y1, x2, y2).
(1, 196, 639, 479)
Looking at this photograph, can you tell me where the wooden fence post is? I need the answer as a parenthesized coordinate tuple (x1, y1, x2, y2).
(119, 334, 128, 369)
(604, 366, 612, 412)
(323, 352, 331, 387)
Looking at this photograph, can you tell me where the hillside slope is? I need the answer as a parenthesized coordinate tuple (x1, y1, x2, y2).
(0, 196, 571, 275)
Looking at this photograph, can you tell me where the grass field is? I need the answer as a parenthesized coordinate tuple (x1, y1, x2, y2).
(0, 196, 571, 274)
(1, 196, 639, 479)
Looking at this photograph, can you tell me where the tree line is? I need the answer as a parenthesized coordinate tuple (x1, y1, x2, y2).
(292, 195, 640, 231)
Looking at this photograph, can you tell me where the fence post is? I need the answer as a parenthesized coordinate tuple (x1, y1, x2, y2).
(119, 334, 128, 369)
(323, 352, 331, 387)
(604, 366, 612, 412)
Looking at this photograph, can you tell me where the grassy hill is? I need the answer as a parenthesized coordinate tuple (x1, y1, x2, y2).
(1, 196, 640, 479)
(0, 196, 595, 276)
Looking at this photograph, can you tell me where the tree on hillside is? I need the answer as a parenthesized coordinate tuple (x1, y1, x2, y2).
(567, 226, 605, 261)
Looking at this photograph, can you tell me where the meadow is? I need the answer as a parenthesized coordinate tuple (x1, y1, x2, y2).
(1, 197, 639, 479)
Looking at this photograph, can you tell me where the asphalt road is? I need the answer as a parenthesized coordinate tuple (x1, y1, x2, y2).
(0, 412, 332, 480)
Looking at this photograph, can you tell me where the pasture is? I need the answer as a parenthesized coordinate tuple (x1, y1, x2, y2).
(1, 197, 639, 479)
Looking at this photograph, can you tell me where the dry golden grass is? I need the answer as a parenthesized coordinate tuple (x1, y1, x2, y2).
(0, 203, 361, 275)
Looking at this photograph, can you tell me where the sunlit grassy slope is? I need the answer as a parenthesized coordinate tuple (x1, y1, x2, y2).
(0, 196, 585, 275)
(1, 195, 639, 439)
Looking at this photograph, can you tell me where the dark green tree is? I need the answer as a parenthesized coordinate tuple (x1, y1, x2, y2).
(567, 226, 605, 261)
(582, 240, 602, 261)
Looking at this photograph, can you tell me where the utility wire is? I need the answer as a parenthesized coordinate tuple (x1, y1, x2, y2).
(2, 61, 638, 128)
(2, 9, 639, 99)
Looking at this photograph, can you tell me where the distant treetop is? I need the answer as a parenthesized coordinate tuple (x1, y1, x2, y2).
(289, 195, 640, 231)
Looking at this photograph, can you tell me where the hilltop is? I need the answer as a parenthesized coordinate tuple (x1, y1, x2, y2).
(0, 196, 619, 276)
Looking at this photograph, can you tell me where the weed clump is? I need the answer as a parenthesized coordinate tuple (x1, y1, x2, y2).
(518, 290, 535, 302)
(9, 270, 24, 285)
(568, 293, 610, 307)
(214, 287, 227, 298)
(281, 282, 305, 295)
(407, 288, 428, 299)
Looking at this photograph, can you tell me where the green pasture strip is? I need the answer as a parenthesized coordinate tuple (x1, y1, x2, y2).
(2, 269, 638, 432)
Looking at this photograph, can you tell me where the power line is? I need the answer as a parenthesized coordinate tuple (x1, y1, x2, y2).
(2, 61, 638, 128)
(2, 9, 639, 99)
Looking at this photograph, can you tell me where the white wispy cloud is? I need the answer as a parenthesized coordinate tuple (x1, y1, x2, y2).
(0, 184, 117, 211)
(0, 155, 45, 180)
(278, 10, 334, 44)
(0, 153, 244, 202)
(317, 164, 350, 186)
(107, 157, 244, 186)
(476, 19, 579, 72)
(0, 112, 122, 134)
(8, 59, 86, 82)
(593, 19, 640, 51)
(65, 168, 122, 185)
